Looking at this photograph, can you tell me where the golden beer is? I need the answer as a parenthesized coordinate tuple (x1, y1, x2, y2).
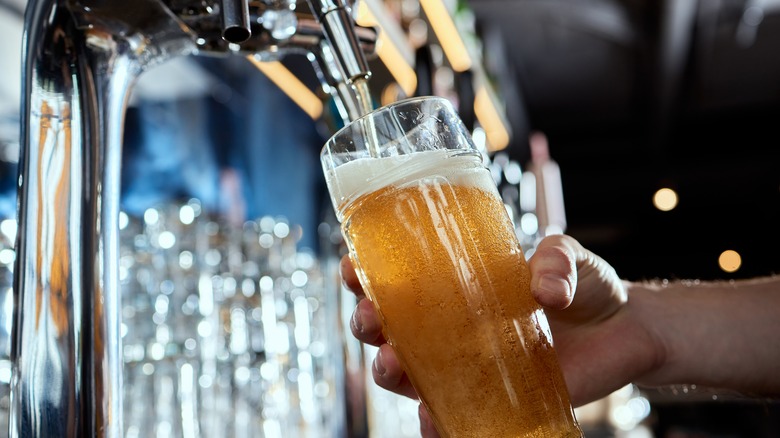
(322, 97, 583, 437)
(332, 149, 581, 437)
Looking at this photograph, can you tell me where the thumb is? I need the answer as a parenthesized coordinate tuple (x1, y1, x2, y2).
(528, 235, 580, 310)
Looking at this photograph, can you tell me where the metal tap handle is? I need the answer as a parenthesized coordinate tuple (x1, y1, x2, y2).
(306, 0, 371, 83)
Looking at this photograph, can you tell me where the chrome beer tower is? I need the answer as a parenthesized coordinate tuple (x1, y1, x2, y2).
(11, 0, 373, 436)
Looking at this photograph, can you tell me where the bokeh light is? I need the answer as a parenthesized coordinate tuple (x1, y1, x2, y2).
(718, 250, 742, 273)
(653, 187, 678, 211)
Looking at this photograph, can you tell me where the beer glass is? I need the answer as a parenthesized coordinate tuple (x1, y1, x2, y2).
(321, 96, 583, 437)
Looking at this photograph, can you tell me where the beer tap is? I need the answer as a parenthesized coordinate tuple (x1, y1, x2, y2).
(221, 0, 252, 44)
(11, 0, 374, 436)
(306, 0, 373, 116)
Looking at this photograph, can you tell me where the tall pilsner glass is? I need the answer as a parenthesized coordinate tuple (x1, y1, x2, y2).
(321, 96, 583, 437)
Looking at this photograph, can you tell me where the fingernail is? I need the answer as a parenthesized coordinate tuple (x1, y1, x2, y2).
(538, 274, 571, 298)
(374, 347, 386, 377)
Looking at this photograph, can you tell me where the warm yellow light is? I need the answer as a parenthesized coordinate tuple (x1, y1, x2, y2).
(380, 83, 403, 106)
(357, 0, 417, 97)
(474, 86, 510, 151)
(246, 57, 323, 120)
(355, 0, 377, 26)
(376, 40, 417, 97)
(653, 188, 678, 211)
(420, 0, 472, 72)
(718, 250, 742, 273)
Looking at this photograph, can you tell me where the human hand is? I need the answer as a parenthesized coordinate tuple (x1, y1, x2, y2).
(341, 234, 663, 436)
(527, 234, 661, 406)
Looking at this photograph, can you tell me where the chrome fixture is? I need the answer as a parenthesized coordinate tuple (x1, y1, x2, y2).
(11, 0, 374, 436)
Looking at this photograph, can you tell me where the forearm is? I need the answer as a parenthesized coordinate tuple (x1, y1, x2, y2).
(628, 275, 780, 397)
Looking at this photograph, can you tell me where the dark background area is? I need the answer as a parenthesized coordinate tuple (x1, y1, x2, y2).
(468, 0, 780, 282)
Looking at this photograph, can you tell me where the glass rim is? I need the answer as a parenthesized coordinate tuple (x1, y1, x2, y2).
(320, 95, 455, 156)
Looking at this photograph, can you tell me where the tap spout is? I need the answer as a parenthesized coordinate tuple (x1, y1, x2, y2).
(221, 0, 252, 44)
(305, 0, 371, 84)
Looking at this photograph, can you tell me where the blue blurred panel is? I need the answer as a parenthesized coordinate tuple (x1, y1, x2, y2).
(122, 56, 326, 249)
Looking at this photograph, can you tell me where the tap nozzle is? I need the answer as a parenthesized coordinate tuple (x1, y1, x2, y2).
(306, 0, 371, 84)
(221, 0, 252, 43)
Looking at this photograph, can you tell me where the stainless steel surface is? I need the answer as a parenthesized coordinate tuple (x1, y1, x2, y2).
(12, 2, 152, 435)
(307, 41, 367, 125)
(13, 0, 374, 436)
(221, 0, 251, 44)
(306, 0, 371, 84)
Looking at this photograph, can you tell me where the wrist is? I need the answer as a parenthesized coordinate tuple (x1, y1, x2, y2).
(622, 281, 673, 388)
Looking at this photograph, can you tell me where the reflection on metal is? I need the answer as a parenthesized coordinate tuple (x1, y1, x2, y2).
(14, 3, 144, 435)
(307, 0, 372, 84)
(14, 0, 374, 436)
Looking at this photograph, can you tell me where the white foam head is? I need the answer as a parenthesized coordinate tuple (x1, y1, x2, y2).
(324, 149, 496, 220)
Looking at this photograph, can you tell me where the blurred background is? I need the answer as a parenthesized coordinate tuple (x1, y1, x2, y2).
(0, 0, 779, 437)
(467, 0, 780, 282)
